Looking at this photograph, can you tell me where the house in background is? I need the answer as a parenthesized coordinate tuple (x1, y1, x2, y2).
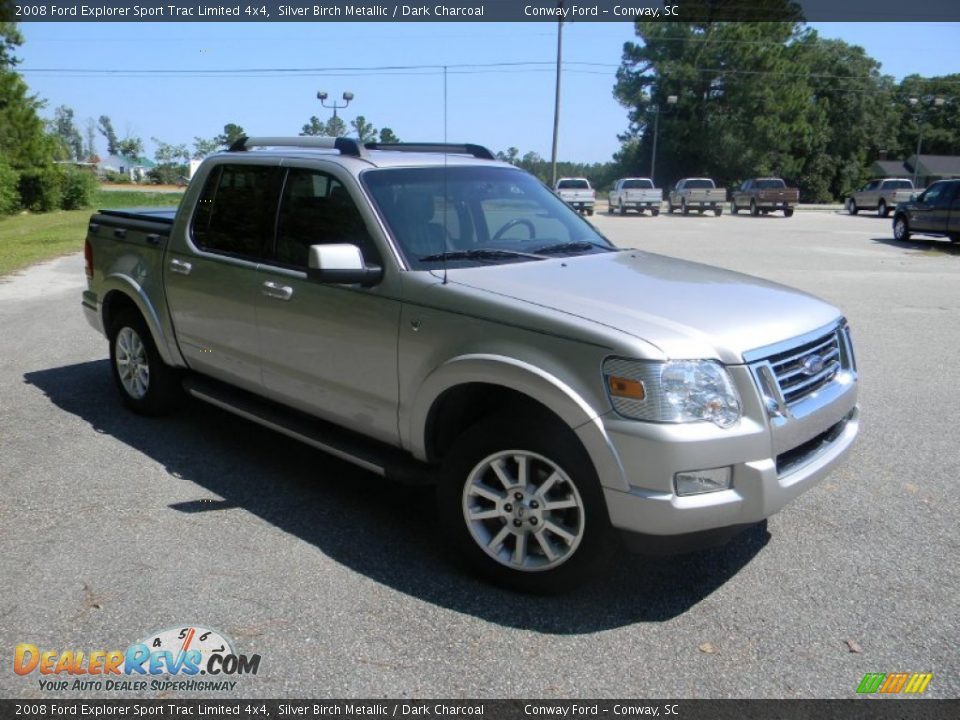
(869, 154, 960, 189)
(97, 155, 156, 182)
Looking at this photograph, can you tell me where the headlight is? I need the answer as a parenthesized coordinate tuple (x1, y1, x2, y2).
(603, 358, 742, 428)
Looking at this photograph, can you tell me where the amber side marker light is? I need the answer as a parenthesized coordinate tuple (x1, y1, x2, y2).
(607, 376, 646, 401)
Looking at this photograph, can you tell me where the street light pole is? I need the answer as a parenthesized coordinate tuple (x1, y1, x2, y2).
(317, 90, 354, 125)
(649, 95, 676, 184)
(908, 95, 945, 187)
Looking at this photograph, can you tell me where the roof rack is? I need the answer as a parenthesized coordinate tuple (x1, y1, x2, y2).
(228, 136, 365, 156)
(363, 143, 495, 160)
(227, 137, 495, 161)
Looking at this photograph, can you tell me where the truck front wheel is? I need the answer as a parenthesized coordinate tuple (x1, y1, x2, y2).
(893, 215, 910, 242)
(108, 308, 181, 416)
(437, 413, 615, 594)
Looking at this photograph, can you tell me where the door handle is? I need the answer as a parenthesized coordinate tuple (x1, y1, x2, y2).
(261, 281, 294, 301)
(169, 258, 192, 275)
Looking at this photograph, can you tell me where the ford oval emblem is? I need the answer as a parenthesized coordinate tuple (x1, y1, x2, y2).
(801, 354, 825, 376)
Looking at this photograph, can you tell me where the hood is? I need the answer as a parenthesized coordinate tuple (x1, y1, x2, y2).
(448, 251, 841, 364)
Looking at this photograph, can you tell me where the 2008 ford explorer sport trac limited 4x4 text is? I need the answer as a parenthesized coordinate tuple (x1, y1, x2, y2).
(82, 137, 859, 593)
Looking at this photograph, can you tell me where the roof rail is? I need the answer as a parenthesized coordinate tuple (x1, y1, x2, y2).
(363, 142, 495, 160)
(227, 137, 495, 161)
(228, 136, 366, 157)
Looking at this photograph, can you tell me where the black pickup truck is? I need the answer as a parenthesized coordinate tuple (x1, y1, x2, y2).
(892, 179, 960, 243)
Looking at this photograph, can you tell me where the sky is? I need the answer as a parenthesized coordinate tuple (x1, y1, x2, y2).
(13, 21, 960, 164)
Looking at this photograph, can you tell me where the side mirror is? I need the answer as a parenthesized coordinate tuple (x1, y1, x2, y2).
(307, 244, 383, 287)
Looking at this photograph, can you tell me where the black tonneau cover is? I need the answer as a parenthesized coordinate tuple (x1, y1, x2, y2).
(96, 207, 178, 224)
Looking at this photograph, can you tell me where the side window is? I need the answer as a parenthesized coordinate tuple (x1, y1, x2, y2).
(741, 180, 751, 191)
(863, 180, 880, 191)
(191, 164, 282, 259)
(922, 183, 943, 204)
(275, 169, 377, 268)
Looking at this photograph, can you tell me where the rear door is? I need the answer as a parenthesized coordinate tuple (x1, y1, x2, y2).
(255, 166, 402, 445)
(914, 182, 950, 233)
(164, 161, 282, 392)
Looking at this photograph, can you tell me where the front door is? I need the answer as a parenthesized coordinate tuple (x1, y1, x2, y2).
(255, 167, 401, 445)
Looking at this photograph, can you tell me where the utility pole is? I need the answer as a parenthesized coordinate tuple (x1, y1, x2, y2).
(550, 4, 563, 188)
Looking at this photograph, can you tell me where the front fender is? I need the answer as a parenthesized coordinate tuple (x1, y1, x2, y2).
(408, 354, 629, 492)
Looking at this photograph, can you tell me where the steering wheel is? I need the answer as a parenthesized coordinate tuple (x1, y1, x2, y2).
(492, 218, 536, 242)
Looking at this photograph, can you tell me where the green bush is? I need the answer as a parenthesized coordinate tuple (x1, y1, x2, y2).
(0, 161, 20, 215)
(103, 171, 132, 185)
(18, 166, 64, 212)
(60, 167, 98, 210)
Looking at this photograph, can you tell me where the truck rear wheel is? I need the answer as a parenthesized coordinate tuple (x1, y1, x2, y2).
(783, 208, 795, 218)
(713, 206, 723, 217)
(731, 201, 739, 215)
(681, 199, 689, 215)
(878, 200, 889, 218)
(667, 202, 675, 214)
(437, 413, 615, 594)
(108, 308, 181, 416)
(619, 200, 626, 215)
(750, 199, 759, 217)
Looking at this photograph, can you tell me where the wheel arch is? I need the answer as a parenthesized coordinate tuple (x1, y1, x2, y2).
(410, 354, 629, 492)
(100, 276, 182, 367)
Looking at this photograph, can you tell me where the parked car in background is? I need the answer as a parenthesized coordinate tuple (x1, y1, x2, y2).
(608, 177, 662, 216)
(555, 177, 596, 216)
(667, 178, 726, 216)
(846, 178, 915, 217)
(731, 178, 799, 217)
(891, 179, 960, 243)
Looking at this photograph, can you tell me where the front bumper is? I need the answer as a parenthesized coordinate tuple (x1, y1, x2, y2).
(598, 360, 859, 544)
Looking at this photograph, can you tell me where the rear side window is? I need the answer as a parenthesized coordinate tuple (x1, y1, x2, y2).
(191, 164, 283, 259)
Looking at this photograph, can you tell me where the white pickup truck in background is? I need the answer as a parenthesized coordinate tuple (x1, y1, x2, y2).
(608, 178, 662, 216)
(555, 177, 596, 216)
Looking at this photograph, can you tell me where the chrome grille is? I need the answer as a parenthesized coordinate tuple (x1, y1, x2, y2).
(768, 330, 842, 405)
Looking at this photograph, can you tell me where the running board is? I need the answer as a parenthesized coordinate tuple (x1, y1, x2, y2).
(182, 376, 434, 485)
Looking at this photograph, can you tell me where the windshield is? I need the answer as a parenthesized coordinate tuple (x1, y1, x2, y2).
(756, 179, 786, 189)
(621, 179, 654, 189)
(362, 166, 615, 269)
(683, 179, 714, 189)
(557, 179, 590, 189)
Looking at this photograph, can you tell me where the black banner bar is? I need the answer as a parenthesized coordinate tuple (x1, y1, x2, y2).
(4, 700, 960, 720)
(7, 0, 960, 23)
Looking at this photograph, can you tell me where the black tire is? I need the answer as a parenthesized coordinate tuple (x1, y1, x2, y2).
(681, 199, 689, 215)
(783, 208, 795, 218)
(893, 214, 910, 242)
(847, 198, 858, 215)
(651, 208, 660, 217)
(437, 412, 616, 594)
(731, 201, 739, 215)
(878, 200, 889, 218)
(750, 199, 759, 217)
(618, 200, 626, 216)
(714, 206, 723, 217)
(586, 208, 594, 216)
(108, 307, 182, 416)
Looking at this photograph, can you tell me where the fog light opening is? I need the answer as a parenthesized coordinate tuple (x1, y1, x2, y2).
(675, 467, 732, 496)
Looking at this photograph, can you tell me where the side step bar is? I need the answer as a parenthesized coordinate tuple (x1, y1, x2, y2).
(183, 375, 435, 485)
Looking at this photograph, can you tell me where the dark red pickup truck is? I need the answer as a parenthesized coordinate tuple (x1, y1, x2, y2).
(731, 178, 799, 217)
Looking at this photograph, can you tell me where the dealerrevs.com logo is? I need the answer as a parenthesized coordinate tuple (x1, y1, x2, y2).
(13, 625, 261, 692)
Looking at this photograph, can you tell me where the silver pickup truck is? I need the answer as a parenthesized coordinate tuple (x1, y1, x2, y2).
(608, 177, 662, 216)
(847, 178, 915, 218)
(667, 178, 727, 216)
(82, 137, 859, 593)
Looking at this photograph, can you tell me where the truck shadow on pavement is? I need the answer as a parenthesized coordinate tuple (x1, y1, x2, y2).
(25, 360, 769, 634)
(871, 237, 960, 256)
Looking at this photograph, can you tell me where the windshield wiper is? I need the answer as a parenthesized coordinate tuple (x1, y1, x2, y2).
(531, 240, 616, 255)
(418, 248, 546, 262)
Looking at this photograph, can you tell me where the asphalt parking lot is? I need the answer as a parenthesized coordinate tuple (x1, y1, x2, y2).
(1, 208, 958, 699)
